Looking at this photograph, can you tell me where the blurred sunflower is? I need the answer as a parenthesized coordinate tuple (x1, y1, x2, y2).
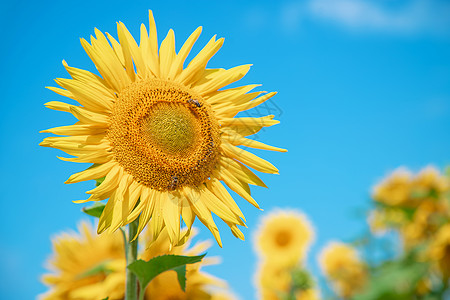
(254, 210, 314, 266)
(255, 263, 318, 300)
(41, 222, 232, 300)
(372, 168, 413, 207)
(40, 221, 125, 300)
(255, 262, 291, 299)
(428, 223, 450, 279)
(318, 242, 368, 299)
(40, 10, 285, 246)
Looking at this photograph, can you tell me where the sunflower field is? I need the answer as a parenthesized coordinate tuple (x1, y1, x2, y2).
(1, 2, 449, 300)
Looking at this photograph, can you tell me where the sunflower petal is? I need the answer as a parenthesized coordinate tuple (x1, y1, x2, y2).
(159, 29, 176, 80)
(65, 161, 115, 184)
(169, 26, 202, 80)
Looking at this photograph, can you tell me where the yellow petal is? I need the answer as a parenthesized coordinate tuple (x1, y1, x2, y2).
(105, 33, 125, 67)
(199, 186, 244, 226)
(149, 191, 165, 240)
(70, 107, 110, 125)
(221, 143, 279, 174)
(65, 161, 115, 184)
(218, 168, 260, 209)
(144, 10, 160, 77)
(163, 192, 181, 244)
(206, 84, 260, 106)
(62, 60, 115, 98)
(169, 26, 202, 80)
(222, 129, 287, 152)
(86, 164, 122, 195)
(219, 157, 266, 188)
(159, 29, 176, 80)
(117, 22, 147, 78)
(206, 178, 246, 221)
(54, 78, 112, 113)
(215, 91, 277, 118)
(44, 101, 74, 112)
(40, 124, 106, 136)
(177, 36, 223, 86)
(58, 152, 112, 164)
(185, 188, 222, 247)
(220, 115, 280, 137)
(194, 64, 252, 96)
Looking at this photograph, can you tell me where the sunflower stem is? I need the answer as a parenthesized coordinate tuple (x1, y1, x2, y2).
(125, 218, 139, 300)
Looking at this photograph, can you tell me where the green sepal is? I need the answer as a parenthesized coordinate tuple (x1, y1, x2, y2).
(96, 176, 106, 186)
(82, 202, 106, 218)
(127, 253, 206, 292)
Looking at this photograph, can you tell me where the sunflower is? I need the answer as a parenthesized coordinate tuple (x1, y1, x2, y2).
(428, 223, 450, 279)
(40, 221, 125, 300)
(372, 168, 413, 207)
(254, 210, 315, 266)
(318, 242, 368, 299)
(255, 262, 318, 300)
(41, 222, 232, 300)
(40, 10, 285, 246)
(255, 262, 292, 299)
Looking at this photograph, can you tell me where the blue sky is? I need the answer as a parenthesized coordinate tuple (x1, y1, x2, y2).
(0, 0, 449, 299)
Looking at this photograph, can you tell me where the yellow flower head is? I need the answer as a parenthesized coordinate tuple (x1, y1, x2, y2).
(318, 241, 367, 299)
(40, 10, 285, 247)
(413, 166, 449, 195)
(40, 221, 125, 300)
(372, 168, 413, 206)
(428, 223, 450, 278)
(255, 262, 292, 298)
(41, 222, 231, 300)
(254, 210, 315, 266)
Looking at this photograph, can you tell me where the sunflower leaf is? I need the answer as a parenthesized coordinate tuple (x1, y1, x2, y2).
(127, 253, 206, 292)
(82, 202, 106, 218)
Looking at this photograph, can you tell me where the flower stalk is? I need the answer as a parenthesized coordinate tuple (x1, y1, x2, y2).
(125, 218, 139, 300)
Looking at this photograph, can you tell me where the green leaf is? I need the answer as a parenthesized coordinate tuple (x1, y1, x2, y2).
(127, 253, 206, 292)
(291, 268, 314, 291)
(353, 248, 430, 300)
(82, 202, 105, 218)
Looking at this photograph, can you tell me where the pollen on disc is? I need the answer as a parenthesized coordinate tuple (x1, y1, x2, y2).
(142, 102, 201, 156)
(107, 79, 221, 191)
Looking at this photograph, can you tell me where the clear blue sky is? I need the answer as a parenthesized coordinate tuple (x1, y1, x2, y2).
(0, 0, 449, 299)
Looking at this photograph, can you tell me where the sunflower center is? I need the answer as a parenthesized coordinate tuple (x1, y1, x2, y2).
(275, 230, 291, 247)
(142, 103, 199, 155)
(107, 79, 220, 191)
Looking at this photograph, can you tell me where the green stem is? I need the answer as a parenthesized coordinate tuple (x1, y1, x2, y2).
(125, 218, 139, 300)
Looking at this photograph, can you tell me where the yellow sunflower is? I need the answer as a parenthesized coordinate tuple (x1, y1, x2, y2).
(41, 222, 232, 300)
(318, 241, 367, 299)
(428, 223, 450, 279)
(40, 10, 285, 246)
(255, 262, 292, 299)
(372, 168, 413, 207)
(254, 210, 315, 266)
(40, 221, 125, 300)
